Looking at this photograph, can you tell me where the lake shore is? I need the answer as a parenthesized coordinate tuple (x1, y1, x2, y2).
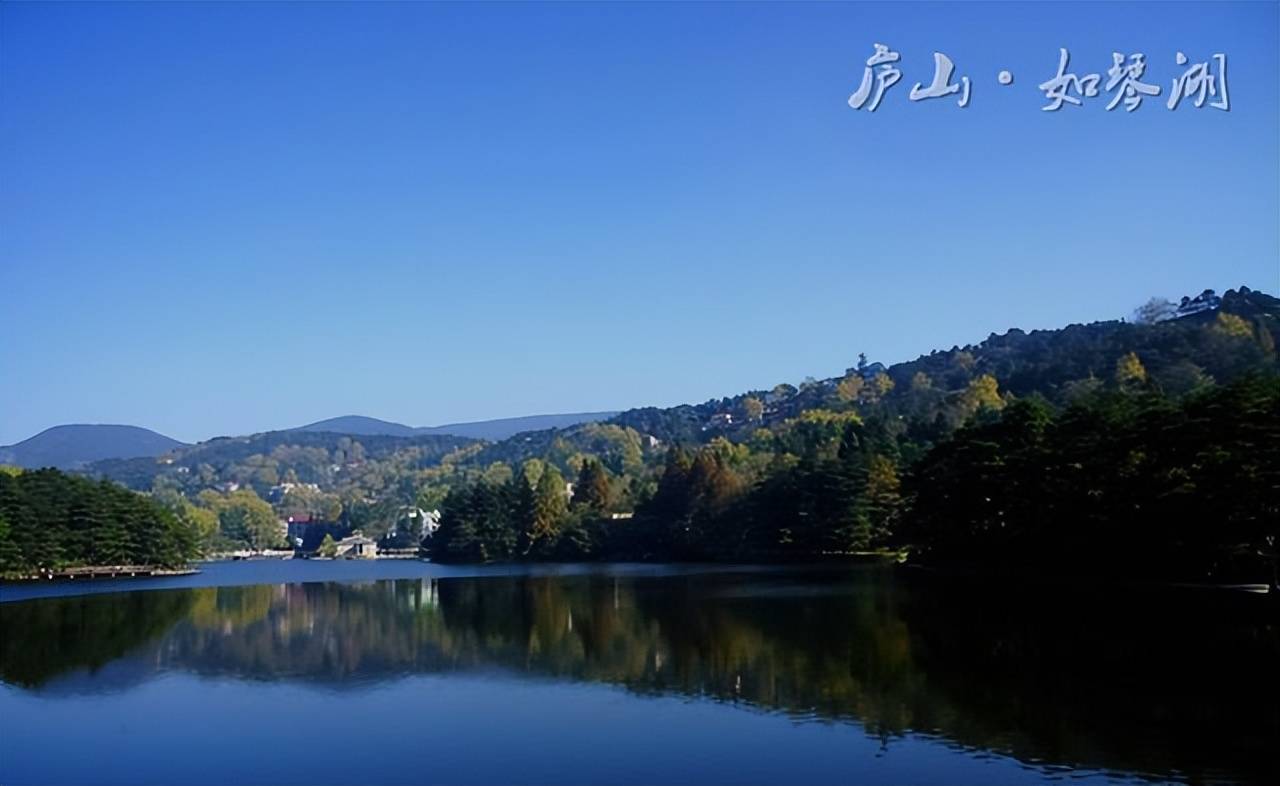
(2, 565, 199, 583)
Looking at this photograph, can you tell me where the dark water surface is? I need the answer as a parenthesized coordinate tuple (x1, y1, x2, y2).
(1, 561, 1275, 785)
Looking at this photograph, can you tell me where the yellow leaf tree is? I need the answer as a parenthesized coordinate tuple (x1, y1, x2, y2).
(961, 374, 1005, 417)
(1115, 351, 1148, 390)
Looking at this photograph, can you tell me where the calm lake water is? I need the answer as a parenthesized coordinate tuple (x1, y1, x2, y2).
(1, 561, 1275, 785)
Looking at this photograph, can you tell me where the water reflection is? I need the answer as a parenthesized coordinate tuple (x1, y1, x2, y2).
(2, 568, 1276, 784)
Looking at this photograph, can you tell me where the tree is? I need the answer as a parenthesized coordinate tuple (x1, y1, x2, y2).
(1255, 318, 1276, 356)
(434, 480, 518, 563)
(528, 466, 568, 554)
(771, 383, 797, 400)
(870, 372, 895, 399)
(572, 459, 612, 514)
(742, 396, 764, 422)
(899, 378, 1279, 584)
(647, 446, 694, 519)
(1133, 297, 1177, 324)
(1115, 351, 1148, 390)
(0, 468, 201, 571)
(1212, 312, 1253, 338)
(93, 515, 132, 566)
(857, 455, 901, 547)
(1154, 361, 1213, 397)
(200, 489, 286, 551)
(960, 374, 1005, 418)
(318, 533, 338, 558)
(836, 374, 864, 403)
(0, 514, 21, 575)
(163, 496, 219, 555)
(1062, 375, 1104, 403)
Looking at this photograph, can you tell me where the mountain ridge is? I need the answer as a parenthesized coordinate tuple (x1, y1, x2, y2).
(3, 412, 622, 470)
(0, 425, 187, 470)
(294, 412, 619, 441)
(293, 415, 419, 437)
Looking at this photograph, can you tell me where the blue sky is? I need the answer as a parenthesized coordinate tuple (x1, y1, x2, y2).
(2, 1, 1277, 444)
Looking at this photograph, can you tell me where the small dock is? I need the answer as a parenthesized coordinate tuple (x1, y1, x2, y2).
(5, 565, 200, 583)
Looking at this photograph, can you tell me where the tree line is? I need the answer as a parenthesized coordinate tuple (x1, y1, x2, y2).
(3, 288, 1275, 578)
(900, 374, 1279, 582)
(60, 287, 1277, 551)
(431, 375, 1279, 584)
(0, 468, 203, 575)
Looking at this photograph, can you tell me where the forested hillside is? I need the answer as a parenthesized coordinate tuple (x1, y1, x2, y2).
(8, 285, 1274, 578)
(427, 287, 1280, 583)
(85, 430, 476, 497)
(431, 286, 1278, 507)
(900, 375, 1279, 581)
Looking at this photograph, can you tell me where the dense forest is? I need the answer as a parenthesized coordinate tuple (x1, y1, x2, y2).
(0, 468, 202, 576)
(901, 375, 1279, 581)
(2, 286, 1277, 580)
(427, 287, 1280, 583)
(429, 377, 1279, 583)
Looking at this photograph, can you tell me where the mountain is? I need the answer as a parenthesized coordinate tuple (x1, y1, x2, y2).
(0, 425, 186, 470)
(293, 412, 619, 441)
(602, 285, 1280, 445)
(84, 429, 477, 494)
(416, 412, 619, 441)
(294, 416, 420, 437)
(9, 412, 618, 478)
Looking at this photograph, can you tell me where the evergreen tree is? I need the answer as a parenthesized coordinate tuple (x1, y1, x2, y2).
(0, 514, 21, 575)
(318, 533, 338, 558)
(571, 459, 612, 515)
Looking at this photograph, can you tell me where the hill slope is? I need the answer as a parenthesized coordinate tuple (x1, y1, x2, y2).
(0, 425, 186, 469)
(468, 286, 1280, 468)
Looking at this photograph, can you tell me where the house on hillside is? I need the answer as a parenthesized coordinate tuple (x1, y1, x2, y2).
(268, 482, 321, 502)
(845, 361, 888, 380)
(704, 412, 734, 430)
(1175, 289, 1222, 319)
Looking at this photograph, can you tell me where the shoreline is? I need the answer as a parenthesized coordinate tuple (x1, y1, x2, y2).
(2, 566, 201, 584)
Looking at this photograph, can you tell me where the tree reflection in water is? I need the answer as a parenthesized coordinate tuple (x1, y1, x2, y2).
(2, 567, 1276, 784)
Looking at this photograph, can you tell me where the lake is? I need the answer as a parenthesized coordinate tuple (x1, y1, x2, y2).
(1, 561, 1275, 785)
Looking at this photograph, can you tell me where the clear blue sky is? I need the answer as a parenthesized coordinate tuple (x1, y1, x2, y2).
(2, 1, 1277, 444)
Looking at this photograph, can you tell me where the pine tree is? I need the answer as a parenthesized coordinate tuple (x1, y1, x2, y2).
(318, 533, 338, 558)
(572, 459, 612, 514)
(504, 468, 537, 557)
(0, 514, 22, 575)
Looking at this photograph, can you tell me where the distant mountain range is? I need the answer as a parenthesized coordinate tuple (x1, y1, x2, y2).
(294, 413, 619, 441)
(10, 286, 1274, 473)
(0, 425, 188, 470)
(1, 412, 619, 470)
